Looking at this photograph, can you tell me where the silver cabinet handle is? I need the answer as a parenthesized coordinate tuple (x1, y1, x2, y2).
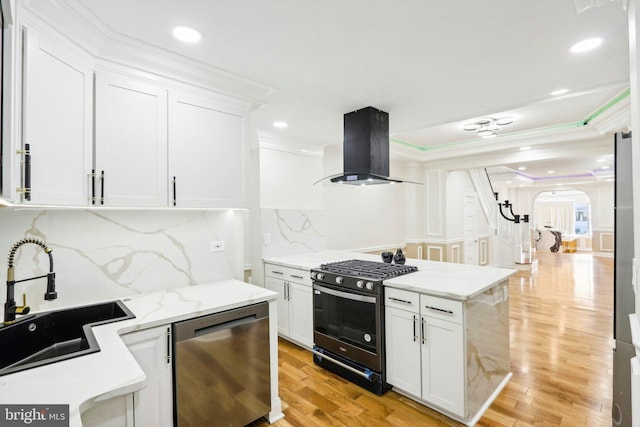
(421, 317, 426, 344)
(271, 270, 284, 275)
(413, 315, 417, 342)
(425, 305, 454, 314)
(290, 274, 304, 280)
(389, 296, 412, 305)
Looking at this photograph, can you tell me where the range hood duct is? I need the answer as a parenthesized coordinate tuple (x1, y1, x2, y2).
(317, 107, 420, 185)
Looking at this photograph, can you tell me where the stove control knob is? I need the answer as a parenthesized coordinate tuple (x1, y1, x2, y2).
(336, 276, 343, 285)
(366, 282, 374, 291)
(356, 280, 364, 289)
(317, 273, 325, 280)
(310, 272, 317, 279)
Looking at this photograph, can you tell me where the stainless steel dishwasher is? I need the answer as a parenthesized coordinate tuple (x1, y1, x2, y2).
(172, 302, 270, 427)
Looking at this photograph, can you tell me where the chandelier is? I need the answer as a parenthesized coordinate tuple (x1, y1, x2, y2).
(463, 117, 513, 139)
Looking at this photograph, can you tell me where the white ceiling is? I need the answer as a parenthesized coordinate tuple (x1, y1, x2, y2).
(30, 0, 631, 188)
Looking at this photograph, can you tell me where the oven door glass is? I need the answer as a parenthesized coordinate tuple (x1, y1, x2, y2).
(313, 283, 379, 354)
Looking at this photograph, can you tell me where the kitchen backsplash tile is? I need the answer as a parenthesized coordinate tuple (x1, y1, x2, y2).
(261, 209, 326, 258)
(0, 209, 240, 314)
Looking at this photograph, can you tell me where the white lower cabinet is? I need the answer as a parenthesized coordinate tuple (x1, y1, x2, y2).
(264, 263, 313, 349)
(420, 313, 464, 415)
(81, 325, 173, 427)
(122, 325, 174, 427)
(385, 288, 465, 417)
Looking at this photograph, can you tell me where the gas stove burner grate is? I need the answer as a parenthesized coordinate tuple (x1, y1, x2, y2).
(318, 259, 418, 280)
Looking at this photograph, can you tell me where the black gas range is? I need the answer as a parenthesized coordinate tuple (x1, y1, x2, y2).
(310, 259, 418, 395)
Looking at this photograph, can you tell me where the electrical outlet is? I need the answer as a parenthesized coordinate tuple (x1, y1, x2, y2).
(210, 241, 225, 252)
(264, 233, 271, 246)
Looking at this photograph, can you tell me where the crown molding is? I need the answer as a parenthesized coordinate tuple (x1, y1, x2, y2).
(21, 0, 275, 108)
(257, 129, 330, 157)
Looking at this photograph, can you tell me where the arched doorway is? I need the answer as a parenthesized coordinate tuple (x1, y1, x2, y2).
(532, 189, 592, 253)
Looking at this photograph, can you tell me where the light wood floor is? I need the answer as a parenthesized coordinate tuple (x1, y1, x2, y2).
(251, 252, 614, 426)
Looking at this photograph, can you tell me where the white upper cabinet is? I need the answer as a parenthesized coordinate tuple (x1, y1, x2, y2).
(22, 26, 93, 205)
(94, 72, 168, 207)
(10, 6, 255, 208)
(168, 91, 246, 208)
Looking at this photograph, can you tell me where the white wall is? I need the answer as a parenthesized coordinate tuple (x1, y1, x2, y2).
(259, 147, 324, 209)
(323, 145, 406, 251)
(507, 182, 614, 233)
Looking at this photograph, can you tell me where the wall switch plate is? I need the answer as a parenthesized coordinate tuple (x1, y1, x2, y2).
(264, 233, 271, 246)
(210, 241, 225, 252)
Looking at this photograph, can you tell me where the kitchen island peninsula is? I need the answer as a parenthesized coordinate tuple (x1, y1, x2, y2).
(0, 280, 282, 427)
(264, 251, 515, 426)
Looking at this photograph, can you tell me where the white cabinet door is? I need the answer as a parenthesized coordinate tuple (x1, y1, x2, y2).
(265, 276, 290, 337)
(385, 306, 421, 396)
(22, 27, 92, 205)
(95, 73, 167, 207)
(121, 325, 173, 427)
(288, 281, 313, 349)
(168, 91, 246, 208)
(80, 396, 132, 427)
(420, 316, 465, 416)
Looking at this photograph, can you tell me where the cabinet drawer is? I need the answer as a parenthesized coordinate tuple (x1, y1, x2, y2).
(420, 295, 463, 324)
(385, 287, 420, 312)
(264, 263, 311, 286)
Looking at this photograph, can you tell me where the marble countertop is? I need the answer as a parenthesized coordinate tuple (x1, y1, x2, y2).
(0, 280, 277, 427)
(264, 251, 516, 300)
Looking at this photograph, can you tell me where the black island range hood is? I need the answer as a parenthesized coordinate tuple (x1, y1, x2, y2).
(316, 107, 421, 185)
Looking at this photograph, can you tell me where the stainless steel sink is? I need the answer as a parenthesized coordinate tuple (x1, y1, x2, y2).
(0, 300, 135, 376)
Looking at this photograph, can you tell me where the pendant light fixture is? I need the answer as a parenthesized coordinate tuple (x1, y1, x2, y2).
(463, 117, 514, 139)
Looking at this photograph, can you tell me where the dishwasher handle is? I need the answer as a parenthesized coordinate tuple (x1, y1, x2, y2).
(193, 315, 258, 338)
(173, 302, 270, 343)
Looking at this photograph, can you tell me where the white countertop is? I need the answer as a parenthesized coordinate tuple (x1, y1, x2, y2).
(0, 280, 277, 427)
(264, 251, 516, 300)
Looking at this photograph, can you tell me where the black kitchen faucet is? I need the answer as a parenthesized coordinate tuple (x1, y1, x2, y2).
(3, 238, 57, 325)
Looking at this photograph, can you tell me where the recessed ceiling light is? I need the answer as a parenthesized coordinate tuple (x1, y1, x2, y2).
(551, 88, 569, 96)
(569, 37, 603, 54)
(601, 165, 610, 169)
(172, 26, 202, 43)
(520, 146, 531, 151)
(597, 158, 606, 163)
(547, 170, 555, 174)
(273, 121, 288, 128)
(518, 166, 527, 171)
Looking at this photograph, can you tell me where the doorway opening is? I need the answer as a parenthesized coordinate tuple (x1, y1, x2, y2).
(532, 189, 592, 253)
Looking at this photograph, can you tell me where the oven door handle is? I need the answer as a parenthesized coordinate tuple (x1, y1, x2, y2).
(313, 284, 377, 304)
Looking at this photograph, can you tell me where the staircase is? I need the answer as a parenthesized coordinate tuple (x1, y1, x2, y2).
(469, 168, 537, 270)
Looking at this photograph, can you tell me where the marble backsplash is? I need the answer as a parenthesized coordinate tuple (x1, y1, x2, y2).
(261, 209, 326, 259)
(0, 208, 242, 316)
